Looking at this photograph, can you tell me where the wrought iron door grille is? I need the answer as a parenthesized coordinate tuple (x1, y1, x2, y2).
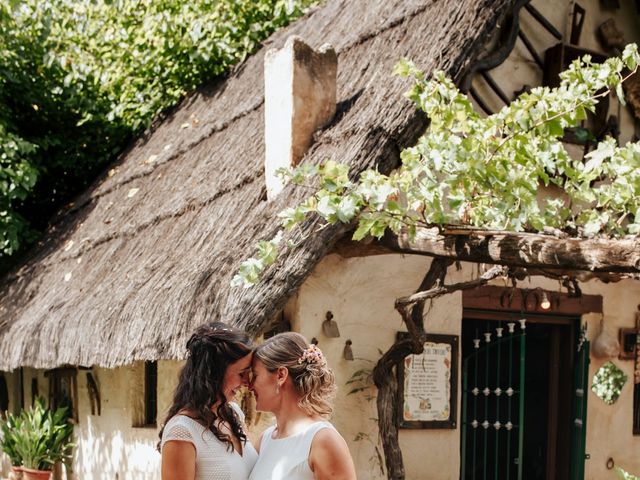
(461, 320, 526, 480)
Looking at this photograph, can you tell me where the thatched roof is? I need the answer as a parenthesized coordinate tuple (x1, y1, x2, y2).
(0, 0, 515, 370)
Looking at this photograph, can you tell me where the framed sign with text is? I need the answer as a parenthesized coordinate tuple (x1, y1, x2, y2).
(396, 332, 458, 429)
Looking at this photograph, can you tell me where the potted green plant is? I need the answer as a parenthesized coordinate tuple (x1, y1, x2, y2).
(0, 410, 24, 478)
(10, 398, 74, 480)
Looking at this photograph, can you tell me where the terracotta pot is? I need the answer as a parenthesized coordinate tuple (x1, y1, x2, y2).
(21, 468, 52, 480)
(9, 466, 23, 480)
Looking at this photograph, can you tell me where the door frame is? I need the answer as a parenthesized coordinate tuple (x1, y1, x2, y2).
(461, 285, 602, 479)
(462, 312, 575, 478)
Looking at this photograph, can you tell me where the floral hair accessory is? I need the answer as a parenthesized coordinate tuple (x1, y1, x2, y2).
(298, 344, 327, 366)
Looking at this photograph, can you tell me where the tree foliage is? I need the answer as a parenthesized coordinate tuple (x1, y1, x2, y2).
(233, 44, 640, 287)
(0, 0, 316, 258)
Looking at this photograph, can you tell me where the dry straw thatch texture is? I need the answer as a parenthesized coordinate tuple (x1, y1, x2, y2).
(0, 0, 514, 369)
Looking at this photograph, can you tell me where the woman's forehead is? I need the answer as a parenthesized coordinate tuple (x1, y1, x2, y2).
(230, 352, 252, 370)
(251, 357, 266, 369)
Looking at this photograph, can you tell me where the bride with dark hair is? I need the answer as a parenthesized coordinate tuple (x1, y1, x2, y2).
(159, 322, 257, 480)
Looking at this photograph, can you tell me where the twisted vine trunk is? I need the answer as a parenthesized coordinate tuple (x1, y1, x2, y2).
(372, 337, 418, 480)
(373, 261, 506, 479)
(372, 259, 451, 479)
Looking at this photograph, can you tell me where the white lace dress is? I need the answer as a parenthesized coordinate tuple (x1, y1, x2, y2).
(161, 404, 258, 480)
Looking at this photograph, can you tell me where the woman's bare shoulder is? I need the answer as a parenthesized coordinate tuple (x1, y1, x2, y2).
(309, 427, 357, 480)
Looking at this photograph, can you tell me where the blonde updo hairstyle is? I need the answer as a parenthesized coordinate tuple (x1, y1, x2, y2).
(254, 332, 336, 417)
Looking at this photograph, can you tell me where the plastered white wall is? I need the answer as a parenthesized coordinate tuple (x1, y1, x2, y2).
(0, 360, 184, 480)
(292, 254, 465, 480)
(580, 280, 640, 478)
(293, 253, 640, 479)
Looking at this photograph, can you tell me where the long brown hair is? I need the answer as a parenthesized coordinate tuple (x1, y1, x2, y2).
(158, 322, 252, 450)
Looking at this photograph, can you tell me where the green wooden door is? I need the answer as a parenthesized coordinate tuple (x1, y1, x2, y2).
(461, 320, 526, 479)
(569, 330, 590, 480)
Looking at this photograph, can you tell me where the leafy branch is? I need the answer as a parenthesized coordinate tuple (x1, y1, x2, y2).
(232, 44, 640, 287)
(617, 467, 640, 480)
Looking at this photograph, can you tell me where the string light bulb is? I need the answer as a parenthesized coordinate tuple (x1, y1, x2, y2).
(540, 291, 551, 310)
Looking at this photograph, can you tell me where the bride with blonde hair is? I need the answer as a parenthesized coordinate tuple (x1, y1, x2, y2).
(249, 332, 356, 480)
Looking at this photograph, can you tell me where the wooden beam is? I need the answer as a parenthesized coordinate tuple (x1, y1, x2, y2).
(332, 238, 635, 282)
(462, 285, 602, 315)
(331, 236, 394, 258)
(382, 228, 640, 273)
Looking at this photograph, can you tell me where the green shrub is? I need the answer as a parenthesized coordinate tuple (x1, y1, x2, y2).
(0, 0, 317, 259)
(0, 123, 38, 256)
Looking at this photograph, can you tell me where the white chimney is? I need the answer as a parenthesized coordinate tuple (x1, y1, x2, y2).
(264, 36, 337, 200)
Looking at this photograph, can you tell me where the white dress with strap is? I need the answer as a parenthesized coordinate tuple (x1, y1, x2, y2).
(161, 403, 258, 480)
(249, 421, 336, 480)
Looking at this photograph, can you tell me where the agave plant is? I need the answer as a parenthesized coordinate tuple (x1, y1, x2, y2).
(10, 398, 74, 471)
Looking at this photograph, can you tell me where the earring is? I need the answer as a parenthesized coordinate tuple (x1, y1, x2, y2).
(276, 384, 280, 394)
